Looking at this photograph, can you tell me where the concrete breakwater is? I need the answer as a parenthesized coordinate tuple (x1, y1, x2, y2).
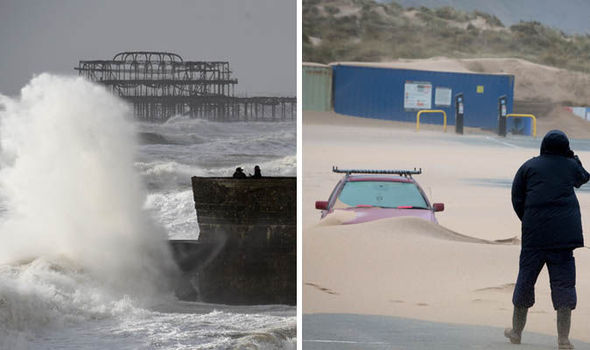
(170, 176, 296, 305)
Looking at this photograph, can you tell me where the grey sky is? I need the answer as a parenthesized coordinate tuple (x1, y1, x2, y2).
(0, 0, 296, 97)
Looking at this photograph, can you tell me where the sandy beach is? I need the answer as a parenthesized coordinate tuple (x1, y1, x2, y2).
(302, 110, 590, 344)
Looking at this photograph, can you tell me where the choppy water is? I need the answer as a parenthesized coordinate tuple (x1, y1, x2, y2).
(0, 75, 296, 349)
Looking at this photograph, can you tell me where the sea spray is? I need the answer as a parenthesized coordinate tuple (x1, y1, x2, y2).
(0, 74, 179, 341)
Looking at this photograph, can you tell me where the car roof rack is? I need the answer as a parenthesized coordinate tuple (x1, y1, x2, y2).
(332, 166, 422, 178)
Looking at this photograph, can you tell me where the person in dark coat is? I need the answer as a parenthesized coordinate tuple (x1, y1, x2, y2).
(505, 130, 589, 349)
(232, 167, 246, 179)
(250, 165, 262, 179)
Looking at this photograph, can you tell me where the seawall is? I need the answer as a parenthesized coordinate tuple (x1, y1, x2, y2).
(170, 176, 296, 305)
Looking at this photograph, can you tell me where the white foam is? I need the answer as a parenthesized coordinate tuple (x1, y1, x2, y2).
(144, 190, 200, 239)
(0, 74, 178, 339)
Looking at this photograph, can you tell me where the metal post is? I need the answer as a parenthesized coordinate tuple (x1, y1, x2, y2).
(498, 95, 507, 137)
(455, 93, 464, 135)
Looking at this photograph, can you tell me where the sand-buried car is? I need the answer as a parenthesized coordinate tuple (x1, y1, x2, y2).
(315, 167, 445, 224)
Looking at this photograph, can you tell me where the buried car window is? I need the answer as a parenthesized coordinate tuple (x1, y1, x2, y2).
(335, 181, 428, 208)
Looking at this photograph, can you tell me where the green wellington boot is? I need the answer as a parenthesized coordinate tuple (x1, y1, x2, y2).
(557, 308, 574, 349)
(504, 306, 528, 344)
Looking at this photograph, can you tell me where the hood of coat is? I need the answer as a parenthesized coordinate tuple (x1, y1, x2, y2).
(540, 130, 571, 156)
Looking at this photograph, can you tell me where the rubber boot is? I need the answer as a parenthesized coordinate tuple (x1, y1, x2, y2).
(557, 308, 574, 349)
(504, 306, 527, 344)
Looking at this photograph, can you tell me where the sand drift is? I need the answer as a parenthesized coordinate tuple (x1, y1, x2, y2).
(315, 215, 519, 244)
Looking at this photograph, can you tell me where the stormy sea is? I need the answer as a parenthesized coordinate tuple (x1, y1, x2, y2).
(0, 75, 296, 349)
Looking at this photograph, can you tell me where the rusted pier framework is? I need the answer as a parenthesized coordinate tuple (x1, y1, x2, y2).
(76, 51, 295, 122)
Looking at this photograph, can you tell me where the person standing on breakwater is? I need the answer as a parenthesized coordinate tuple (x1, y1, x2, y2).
(505, 130, 590, 349)
(233, 167, 247, 179)
(250, 165, 262, 178)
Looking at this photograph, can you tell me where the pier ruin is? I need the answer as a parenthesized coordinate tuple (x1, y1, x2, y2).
(76, 51, 296, 122)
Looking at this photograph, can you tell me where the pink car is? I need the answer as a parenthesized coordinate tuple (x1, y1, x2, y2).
(315, 167, 444, 224)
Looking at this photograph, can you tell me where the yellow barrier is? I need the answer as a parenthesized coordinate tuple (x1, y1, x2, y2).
(416, 110, 447, 132)
(506, 113, 537, 137)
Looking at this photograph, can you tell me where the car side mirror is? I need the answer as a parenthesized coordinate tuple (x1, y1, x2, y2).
(315, 201, 328, 210)
(433, 203, 445, 212)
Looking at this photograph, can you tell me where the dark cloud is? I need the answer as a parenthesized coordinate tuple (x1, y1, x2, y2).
(0, 0, 296, 96)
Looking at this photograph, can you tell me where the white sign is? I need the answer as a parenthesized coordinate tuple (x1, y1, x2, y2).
(404, 81, 432, 110)
(435, 87, 452, 106)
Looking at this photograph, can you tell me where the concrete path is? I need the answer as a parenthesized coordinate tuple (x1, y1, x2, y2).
(303, 313, 590, 350)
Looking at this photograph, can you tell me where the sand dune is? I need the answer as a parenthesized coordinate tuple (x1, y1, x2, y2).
(303, 111, 590, 343)
(536, 105, 590, 139)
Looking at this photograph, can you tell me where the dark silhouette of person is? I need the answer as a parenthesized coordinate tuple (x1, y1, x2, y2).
(232, 167, 246, 179)
(250, 165, 262, 178)
(505, 130, 589, 349)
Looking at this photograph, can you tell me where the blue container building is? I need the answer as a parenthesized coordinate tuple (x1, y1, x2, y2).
(332, 64, 521, 133)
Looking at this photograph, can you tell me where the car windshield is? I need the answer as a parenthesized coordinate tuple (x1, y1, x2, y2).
(334, 181, 428, 209)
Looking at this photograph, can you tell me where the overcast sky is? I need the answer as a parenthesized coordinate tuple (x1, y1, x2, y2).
(0, 0, 296, 97)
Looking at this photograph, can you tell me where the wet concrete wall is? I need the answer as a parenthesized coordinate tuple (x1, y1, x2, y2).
(171, 177, 296, 305)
